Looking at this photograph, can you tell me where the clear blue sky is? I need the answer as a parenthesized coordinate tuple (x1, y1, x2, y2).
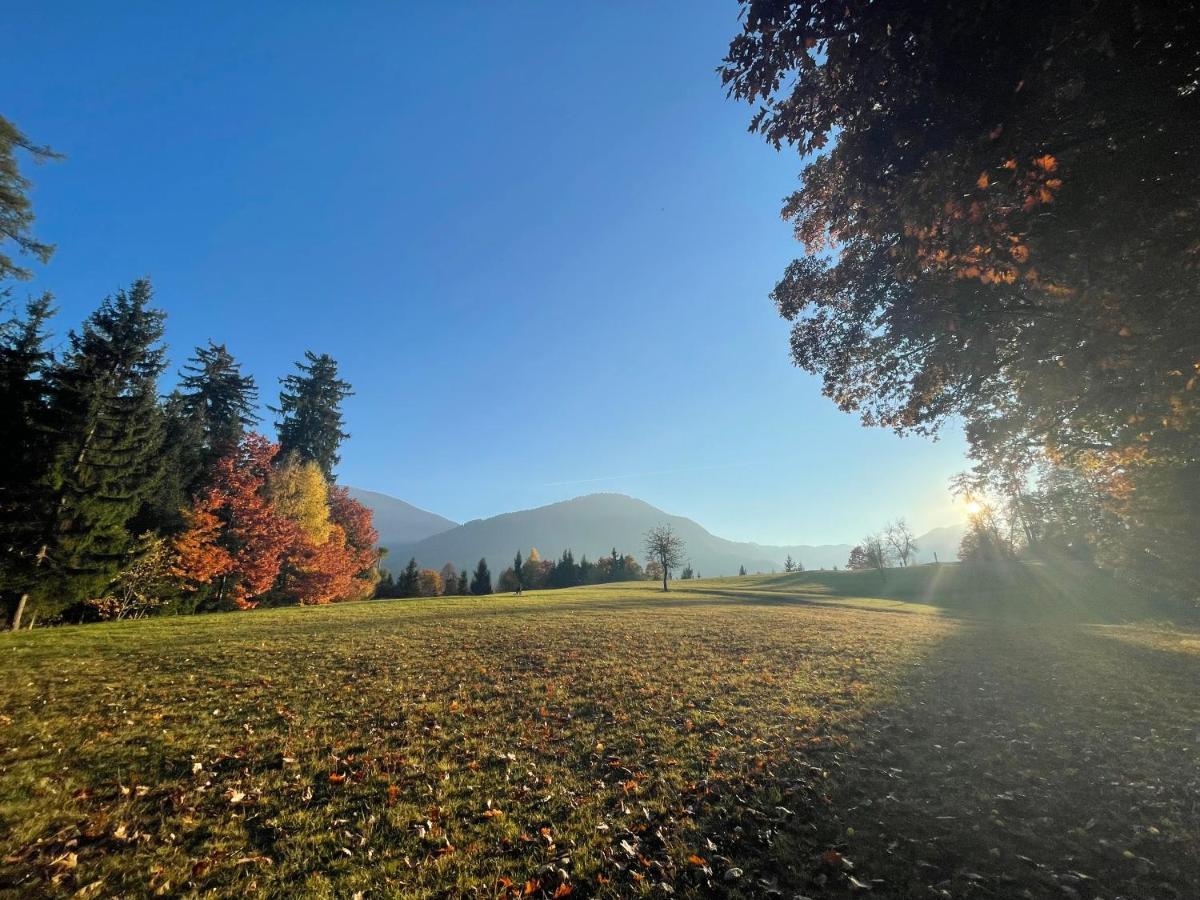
(5, 1, 970, 545)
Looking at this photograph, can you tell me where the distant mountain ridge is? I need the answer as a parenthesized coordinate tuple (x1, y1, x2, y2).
(354, 491, 964, 577)
(344, 487, 457, 546)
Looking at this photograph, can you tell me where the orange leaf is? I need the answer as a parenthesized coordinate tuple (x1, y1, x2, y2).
(975, 172, 989, 189)
(1034, 153, 1057, 172)
(328, 773, 346, 784)
(524, 879, 541, 896)
(688, 854, 707, 866)
(552, 884, 574, 898)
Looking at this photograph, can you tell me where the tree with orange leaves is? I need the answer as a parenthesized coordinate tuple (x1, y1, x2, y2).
(173, 434, 294, 609)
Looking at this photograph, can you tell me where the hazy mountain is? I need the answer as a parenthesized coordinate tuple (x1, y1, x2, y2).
(910, 523, 967, 564)
(345, 487, 456, 546)
(383, 493, 851, 576)
(356, 490, 965, 576)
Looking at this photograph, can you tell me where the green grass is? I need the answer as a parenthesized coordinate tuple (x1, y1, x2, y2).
(1, 566, 1197, 898)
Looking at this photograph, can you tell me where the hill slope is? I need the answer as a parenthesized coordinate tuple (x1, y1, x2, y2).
(345, 487, 456, 546)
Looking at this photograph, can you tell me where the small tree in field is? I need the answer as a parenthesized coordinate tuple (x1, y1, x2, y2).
(738, 565, 746, 576)
(784, 554, 797, 572)
(643, 524, 686, 592)
(885, 518, 918, 567)
(846, 545, 871, 570)
(862, 533, 889, 572)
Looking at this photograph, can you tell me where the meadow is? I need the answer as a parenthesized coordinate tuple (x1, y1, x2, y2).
(1, 566, 1197, 898)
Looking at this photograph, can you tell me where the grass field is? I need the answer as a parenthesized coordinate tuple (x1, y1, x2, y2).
(2, 566, 1197, 898)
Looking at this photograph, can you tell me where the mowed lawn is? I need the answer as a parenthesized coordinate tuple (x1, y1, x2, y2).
(1, 569, 1197, 898)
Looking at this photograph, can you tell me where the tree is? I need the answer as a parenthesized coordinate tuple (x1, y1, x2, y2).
(738, 565, 746, 576)
(457, 569, 469, 595)
(470, 558, 492, 595)
(861, 534, 889, 573)
(397, 557, 421, 598)
(885, 519, 918, 568)
(173, 434, 295, 609)
(846, 546, 871, 571)
(327, 484, 379, 596)
(645, 559, 664, 582)
(0, 115, 60, 284)
(497, 566, 521, 593)
(783, 554, 796, 573)
(513, 550, 524, 592)
(273, 351, 352, 479)
(178, 341, 259, 466)
(268, 456, 332, 541)
(0, 294, 56, 628)
(959, 504, 1017, 563)
(680, 563, 694, 580)
(644, 524, 686, 592)
(37, 281, 168, 613)
(722, 1, 1200, 601)
(440, 562, 459, 595)
(417, 568, 443, 597)
(84, 532, 177, 621)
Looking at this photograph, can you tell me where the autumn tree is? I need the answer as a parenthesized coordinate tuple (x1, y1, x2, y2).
(84, 532, 176, 621)
(268, 456, 332, 541)
(885, 519, 918, 568)
(644, 524, 686, 592)
(417, 568, 443, 597)
(273, 351, 352, 479)
(470, 558, 492, 595)
(722, 1, 1200, 601)
(173, 434, 294, 609)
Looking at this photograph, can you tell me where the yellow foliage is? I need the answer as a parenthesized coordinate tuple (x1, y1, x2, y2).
(268, 456, 332, 540)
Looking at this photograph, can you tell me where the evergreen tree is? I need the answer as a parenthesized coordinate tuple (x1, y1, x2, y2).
(457, 569, 469, 595)
(739, 565, 746, 576)
(273, 351, 351, 479)
(579, 554, 592, 584)
(398, 557, 420, 598)
(178, 341, 259, 467)
(470, 558, 492, 595)
(513, 550, 523, 591)
(38, 281, 168, 614)
(0, 115, 60, 285)
(0, 294, 56, 628)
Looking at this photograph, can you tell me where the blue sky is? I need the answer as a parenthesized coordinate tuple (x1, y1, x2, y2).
(5, 1, 970, 545)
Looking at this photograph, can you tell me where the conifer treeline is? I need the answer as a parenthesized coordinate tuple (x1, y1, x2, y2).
(376, 546, 649, 599)
(0, 281, 379, 628)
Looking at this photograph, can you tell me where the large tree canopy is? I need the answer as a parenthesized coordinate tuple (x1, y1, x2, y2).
(722, 0, 1200, 598)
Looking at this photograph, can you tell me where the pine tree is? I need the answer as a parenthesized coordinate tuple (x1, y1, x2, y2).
(457, 569, 469, 595)
(273, 351, 351, 478)
(0, 115, 60, 285)
(739, 565, 746, 576)
(398, 557, 420, 598)
(37, 281, 168, 614)
(178, 341, 259, 467)
(0, 294, 56, 628)
(470, 558, 492, 595)
(513, 550, 523, 591)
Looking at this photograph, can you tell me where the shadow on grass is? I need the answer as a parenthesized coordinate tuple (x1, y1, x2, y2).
(754, 620, 1200, 898)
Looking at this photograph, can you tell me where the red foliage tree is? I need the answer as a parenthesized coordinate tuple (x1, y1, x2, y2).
(173, 434, 294, 609)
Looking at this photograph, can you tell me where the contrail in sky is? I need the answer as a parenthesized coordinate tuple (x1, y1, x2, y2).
(541, 460, 765, 488)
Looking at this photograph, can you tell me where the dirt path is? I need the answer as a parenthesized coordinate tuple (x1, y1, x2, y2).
(816, 621, 1200, 899)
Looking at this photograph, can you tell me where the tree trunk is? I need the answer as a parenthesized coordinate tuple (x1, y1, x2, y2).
(10, 593, 28, 631)
(662, 562, 668, 592)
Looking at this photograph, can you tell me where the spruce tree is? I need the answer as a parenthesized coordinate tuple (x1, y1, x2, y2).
(398, 557, 420, 598)
(470, 558, 492, 595)
(0, 294, 56, 628)
(513, 550, 523, 590)
(38, 280, 168, 614)
(0, 115, 60, 285)
(273, 351, 351, 478)
(178, 341, 259, 467)
(457, 569, 469, 595)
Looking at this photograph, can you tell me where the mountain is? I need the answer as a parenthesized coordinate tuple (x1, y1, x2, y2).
(345, 487, 456, 546)
(910, 523, 967, 564)
(386, 493, 853, 576)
